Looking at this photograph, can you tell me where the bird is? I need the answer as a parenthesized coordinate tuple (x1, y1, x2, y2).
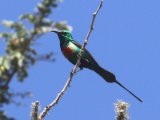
(51, 29, 143, 102)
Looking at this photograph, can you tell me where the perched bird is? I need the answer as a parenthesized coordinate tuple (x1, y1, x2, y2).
(51, 30, 143, 102)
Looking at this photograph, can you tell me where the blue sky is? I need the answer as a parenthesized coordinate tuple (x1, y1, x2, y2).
(0, 0, 160, 120)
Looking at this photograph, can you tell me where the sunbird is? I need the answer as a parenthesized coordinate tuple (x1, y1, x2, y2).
(51, 30, 142, 102)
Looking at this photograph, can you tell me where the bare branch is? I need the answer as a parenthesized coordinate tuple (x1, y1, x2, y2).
(38, 0, 104, 119)
(31, 101, 40, 120)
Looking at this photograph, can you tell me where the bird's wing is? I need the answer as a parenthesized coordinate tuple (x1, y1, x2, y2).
(71, 40, 99, 65)
(71, 40, 94, 59)
(71, 40, 82, 48)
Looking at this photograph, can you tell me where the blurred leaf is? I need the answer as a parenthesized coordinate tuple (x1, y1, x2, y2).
(2, 20, 14, 28)
(0, 110, 14, 120)
(54, 21, 73, 31)
(0, 32, 11, 40)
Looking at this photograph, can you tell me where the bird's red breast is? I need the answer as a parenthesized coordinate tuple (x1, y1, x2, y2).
(62, 46, 74, 58)
(61, 42, 80, 59)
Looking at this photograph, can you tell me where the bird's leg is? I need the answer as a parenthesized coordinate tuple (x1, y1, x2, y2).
(75, 67, 83, 73)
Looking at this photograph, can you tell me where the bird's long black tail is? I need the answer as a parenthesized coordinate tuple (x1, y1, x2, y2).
(94, 66, 143, 102)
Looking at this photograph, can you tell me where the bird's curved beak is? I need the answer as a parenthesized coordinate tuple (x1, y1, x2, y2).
(51, 29, 60, 34)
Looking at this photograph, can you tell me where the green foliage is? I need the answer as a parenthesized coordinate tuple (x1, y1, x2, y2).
(0, 0, 72, 119)
(0, 110, 14, 120)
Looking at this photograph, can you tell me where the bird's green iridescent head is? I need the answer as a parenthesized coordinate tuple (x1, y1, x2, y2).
(51, 29, 73, 43)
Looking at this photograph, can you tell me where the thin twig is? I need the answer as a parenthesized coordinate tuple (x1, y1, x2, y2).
(31, 101, 40, 120)
(38, 1, 104, 119)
